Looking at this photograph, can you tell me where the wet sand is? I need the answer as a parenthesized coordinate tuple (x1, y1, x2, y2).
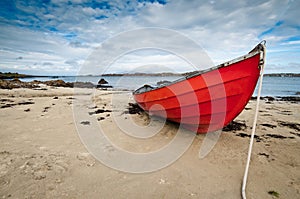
(0, 87, 299, 198)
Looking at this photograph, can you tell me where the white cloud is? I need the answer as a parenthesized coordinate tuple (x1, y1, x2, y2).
(0, 24, 91, 75)
(0, 0, 299, 74)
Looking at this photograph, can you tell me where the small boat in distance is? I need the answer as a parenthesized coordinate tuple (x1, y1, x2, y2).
(133, 41, 266, 133)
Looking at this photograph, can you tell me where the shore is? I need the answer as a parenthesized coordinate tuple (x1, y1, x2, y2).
(0, 86, 299, 198)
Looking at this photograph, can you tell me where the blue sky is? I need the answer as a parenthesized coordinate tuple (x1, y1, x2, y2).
(0, 0, 300, 75)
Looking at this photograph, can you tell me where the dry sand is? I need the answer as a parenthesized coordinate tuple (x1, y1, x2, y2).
(0, 87, 299, 198)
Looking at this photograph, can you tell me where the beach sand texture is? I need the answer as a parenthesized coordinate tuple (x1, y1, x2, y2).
(0, 87, 299, 198)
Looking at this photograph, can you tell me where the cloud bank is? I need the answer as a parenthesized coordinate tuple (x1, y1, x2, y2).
(0, 0, 299, 75)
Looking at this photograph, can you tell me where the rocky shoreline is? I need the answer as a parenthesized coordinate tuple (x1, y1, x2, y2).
(251, 96, 300, 102)
(1, 78, 299, 102)
(0, 78, 99, 89)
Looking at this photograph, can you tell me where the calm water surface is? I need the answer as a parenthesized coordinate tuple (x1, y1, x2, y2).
(20, 75, 300, 97)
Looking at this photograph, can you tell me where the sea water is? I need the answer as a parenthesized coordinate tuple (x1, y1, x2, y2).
(20, 75, 300, 97)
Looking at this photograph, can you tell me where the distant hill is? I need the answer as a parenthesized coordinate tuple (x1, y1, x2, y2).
(1, 71, 299, 78)
(101, 72, 183, 77)
(101, 72, 300, 77)
(0, 72, 33, 79)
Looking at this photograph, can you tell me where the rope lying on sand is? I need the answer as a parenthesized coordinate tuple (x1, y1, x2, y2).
(242, 41, 266, 199)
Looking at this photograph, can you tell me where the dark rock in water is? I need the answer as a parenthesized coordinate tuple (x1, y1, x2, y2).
(98, 78, 108, 85)
(96, 78, 112, 88)
(157, 80, 172, 86)
(96, 84, 113, 88)
(295, 92, 300, 95)
(222, 121, 246, 131)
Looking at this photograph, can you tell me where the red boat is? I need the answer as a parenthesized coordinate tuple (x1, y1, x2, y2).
(133, 42, 266, 133)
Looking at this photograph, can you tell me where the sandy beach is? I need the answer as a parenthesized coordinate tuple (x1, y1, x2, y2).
(0, 86, 299, 198)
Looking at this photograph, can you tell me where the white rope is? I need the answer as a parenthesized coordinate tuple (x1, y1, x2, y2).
(242, 44, 266, 199)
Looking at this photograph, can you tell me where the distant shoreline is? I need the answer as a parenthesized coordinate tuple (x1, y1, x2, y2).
(1, 72, 300, 79)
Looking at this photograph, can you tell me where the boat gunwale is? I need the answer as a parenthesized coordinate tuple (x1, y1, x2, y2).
(135, 74, 251, 104)
(133, 47, 263, 95)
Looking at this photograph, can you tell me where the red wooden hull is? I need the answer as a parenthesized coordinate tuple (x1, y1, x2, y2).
(133, 43, 265, 133)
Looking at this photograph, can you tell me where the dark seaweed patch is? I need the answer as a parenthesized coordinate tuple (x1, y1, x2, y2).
(222, 121, 246, 131)
(263, 134, 295, 139)
(18, 101, 34, 105)
(43, 107, 50, 112)
(97, 117, 105, 121)
(258, 152, 269, 158)
(278, 121, 300, 131)
(261, 124, 277, 128)
(88, 109, 112, 115)
(261, 114, 272, 116)
(268, 190, 279, 198)
(235, 133, 263, 142)
(0, 104, 15, 108)
(123, 103, 144, 115)
(290, 132, 300, 137)
(80, 121, 90, 125)
(0, 99, 14, 103)
(0, 101, 34, 108)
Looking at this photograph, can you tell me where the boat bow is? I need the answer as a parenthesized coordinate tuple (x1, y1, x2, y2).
(133, 42, 266, 133)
